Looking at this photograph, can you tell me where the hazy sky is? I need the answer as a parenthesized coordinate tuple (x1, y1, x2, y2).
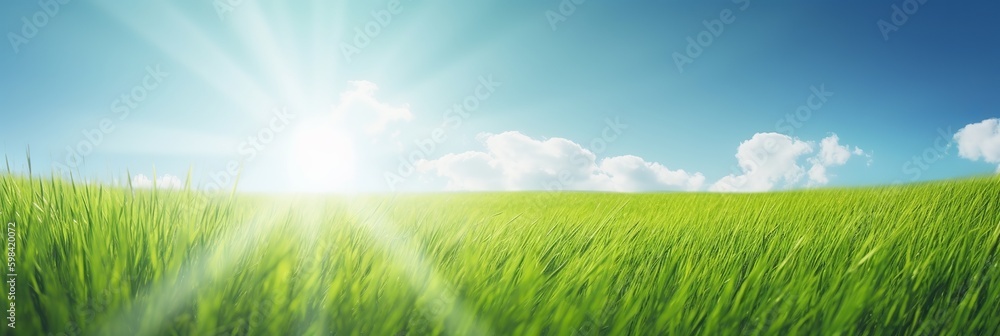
(2, 1, 999, 192)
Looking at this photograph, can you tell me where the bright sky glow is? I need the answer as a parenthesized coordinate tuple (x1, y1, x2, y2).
(2, 1, 999, 193)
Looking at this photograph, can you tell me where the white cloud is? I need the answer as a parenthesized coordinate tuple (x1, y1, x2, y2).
(415, 151, 506, 191)
(335, 80, 412, 135)
(710, 133, 867, 192)
(954, 118, 1000, 172)
(410, 127, 872, 193)
(132, 174, 183, 189)
(806, 164, 830, 185)
(814, 134, 852, 166)
(416, 131, 703, 192)
(807, 134, 868, 186)
(600, 155, 705, 191)
(710, 133, 813, 192)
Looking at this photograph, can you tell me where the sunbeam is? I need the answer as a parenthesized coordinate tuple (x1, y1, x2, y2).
(92, 1, 280, 119)
(343, 197, 493, 335)
(86, 2, 492, 333)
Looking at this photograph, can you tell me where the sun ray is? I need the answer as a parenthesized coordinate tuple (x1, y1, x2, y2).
(228, 2, 311, 110)
(92, 1, 280, 119)
(307, 0, 349, 97)
(88, 3, 493, 332)
(343, 197, 493, 335)
(98, 201, 287, 334)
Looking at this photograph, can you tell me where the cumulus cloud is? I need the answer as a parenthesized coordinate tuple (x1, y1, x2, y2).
(954, 118, 1000, 172)
(807, 134, 869, 186)
(600, 155, 705, 191)
(132, 174, 183, 189)
(710, 133, 867, 192)
(335, 80, 412, 135)
(416, 131, 704, 192)
(710, 133, 814, 192)
(414, 151, 507, 191)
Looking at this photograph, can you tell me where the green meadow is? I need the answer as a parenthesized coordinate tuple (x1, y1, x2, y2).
(1, 172, 998, 335)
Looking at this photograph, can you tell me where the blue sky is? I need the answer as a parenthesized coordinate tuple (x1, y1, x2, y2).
(2, 0, 999, 193)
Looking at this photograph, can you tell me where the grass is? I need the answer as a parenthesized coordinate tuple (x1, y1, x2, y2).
(1, 172, 999, 335)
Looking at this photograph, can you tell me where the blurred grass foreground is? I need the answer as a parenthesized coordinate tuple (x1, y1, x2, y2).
(1, 172, 999, 335)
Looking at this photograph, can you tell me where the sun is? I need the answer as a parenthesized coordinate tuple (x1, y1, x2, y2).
(288, 120, 357, 192)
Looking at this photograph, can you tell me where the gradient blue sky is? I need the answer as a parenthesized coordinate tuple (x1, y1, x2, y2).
(2, 1, 999, 192)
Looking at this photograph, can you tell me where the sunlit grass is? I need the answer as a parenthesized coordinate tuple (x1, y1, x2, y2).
(2, 171, 999, 335)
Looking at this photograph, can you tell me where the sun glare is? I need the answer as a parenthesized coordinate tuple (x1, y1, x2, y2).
(288, 121, 357, 192)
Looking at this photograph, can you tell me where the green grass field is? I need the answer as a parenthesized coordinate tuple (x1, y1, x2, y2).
(2, 173, 999, 335)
